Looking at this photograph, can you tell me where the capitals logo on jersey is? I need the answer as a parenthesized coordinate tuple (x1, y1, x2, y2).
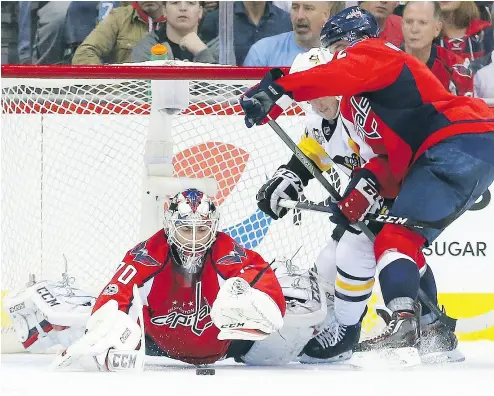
(150, 281, 213, 336)
(217, 242, 247, 266)
(350, 96, 382, 141)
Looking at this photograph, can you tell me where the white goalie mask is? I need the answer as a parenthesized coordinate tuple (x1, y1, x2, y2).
(164, 189, 220, 273)
(289, 48, 341, 120)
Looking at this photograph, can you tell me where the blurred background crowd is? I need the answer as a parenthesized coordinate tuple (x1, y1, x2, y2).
(1, 1, 493, 98)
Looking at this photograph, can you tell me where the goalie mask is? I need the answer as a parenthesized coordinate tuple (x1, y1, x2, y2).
(164, 189, 219, 273)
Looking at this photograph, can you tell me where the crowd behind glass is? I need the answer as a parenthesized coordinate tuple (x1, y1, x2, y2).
(1, 1, 493, 98)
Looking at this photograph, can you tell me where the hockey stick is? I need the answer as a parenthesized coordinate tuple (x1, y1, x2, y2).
(278, 199, 439, 229)
(267, 120, 494, 333)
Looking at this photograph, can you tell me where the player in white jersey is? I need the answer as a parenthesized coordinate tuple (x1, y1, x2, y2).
(257, 48, 461, 363)
(266, 48, 380, 362)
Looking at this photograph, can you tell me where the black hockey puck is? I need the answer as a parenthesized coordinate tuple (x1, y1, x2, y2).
(196, 368, 215, 375)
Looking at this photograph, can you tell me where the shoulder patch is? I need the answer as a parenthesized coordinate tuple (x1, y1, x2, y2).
(130, 241, 161, 266)
(217, 242, 247, 266)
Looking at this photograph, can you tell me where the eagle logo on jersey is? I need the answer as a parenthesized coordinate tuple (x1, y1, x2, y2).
(130, 241, 161, 266)
(217, 242, 247, 266)
(452, 63, 472, 78)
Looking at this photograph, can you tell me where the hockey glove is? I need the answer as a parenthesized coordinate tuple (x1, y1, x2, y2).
(240, 68, 293, 128)
(257, 166, 304, 220)
(210, 277, 283, 341)
(337, 168, 381, 223)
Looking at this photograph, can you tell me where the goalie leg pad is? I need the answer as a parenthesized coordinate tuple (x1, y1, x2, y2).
(241, 325, 314, 366)
(4, 280, 94, 353)
(53, 300, 142, 371)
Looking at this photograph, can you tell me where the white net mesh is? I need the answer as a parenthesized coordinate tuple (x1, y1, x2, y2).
(1, 65, 387, 352)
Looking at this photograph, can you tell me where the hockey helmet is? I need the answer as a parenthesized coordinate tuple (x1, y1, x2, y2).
(164, 189, 219, 273)
(320, 6, 380, 49)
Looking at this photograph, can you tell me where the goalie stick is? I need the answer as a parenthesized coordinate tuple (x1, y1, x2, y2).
(266, 120, 494, 333)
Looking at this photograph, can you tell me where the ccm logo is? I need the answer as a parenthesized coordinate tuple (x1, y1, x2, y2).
(109, 353, 137, 370)
(375, 214, 408, 224)
(221, 323, 245, 328)
(36, 286, 61, 307)
(9, 302, 25, 313)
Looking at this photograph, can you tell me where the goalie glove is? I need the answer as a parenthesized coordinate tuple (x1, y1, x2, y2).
(4, 280, 94, 353)
(210, 277, 283, 341)
(53, 299, 143, 371)
(257, 166, 304, 220)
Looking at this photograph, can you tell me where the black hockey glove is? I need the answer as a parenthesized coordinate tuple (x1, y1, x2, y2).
(240, 68, 293, 128)
(257, 166, 304, 220)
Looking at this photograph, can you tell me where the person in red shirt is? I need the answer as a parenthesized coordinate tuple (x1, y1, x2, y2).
(402, 1, 473, 97)
(240, 6, 494, 354)
(361, 1, 404, 46)
(437, 1, 494, 71)
(54, 188, 286, 370)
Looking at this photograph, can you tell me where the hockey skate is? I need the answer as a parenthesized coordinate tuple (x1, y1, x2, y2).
(419, 307, 464, 364)
(299, 308, 366, 364)
(371, 305, 464, 363)
(352, 302, 422, 367)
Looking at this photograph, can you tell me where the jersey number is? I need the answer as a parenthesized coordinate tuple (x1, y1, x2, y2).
(336, 50, 347, 59)
(117, 265, 137, 285)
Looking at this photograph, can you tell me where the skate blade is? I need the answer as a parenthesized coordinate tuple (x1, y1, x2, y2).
(299, 351, 352, 364)
(351, 347, 421, 369)
(421, 348, 465, 364)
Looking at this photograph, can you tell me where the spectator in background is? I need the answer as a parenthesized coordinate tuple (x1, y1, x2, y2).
(1, 1, 19, 63)
(402, 1, 473, 97)
(474, 51, 494, 98)
(361, 1, 403, 46)
(437, 1, 493, 71)
(62, 2, 99, 63)
(72, 1, 165, 64)
(203, 1, 219, 14)
(99, 1, 122, 21)
(132, 1, 218, 63)
(200, 1, 292, 66)
(475, 1, 493, 23)
(17, 1, 70, 64)
(243, 1, 338, 66)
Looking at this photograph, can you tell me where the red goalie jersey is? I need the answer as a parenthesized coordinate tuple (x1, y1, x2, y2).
(92, 230, 285, 365)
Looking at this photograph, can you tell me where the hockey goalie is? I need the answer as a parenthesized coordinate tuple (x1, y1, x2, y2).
(4, 188, 333, 369)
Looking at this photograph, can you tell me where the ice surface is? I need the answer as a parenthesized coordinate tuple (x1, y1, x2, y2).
(2, 341, 494, 396)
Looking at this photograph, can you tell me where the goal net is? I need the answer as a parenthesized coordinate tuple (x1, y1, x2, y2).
(1, 62, 382, 352)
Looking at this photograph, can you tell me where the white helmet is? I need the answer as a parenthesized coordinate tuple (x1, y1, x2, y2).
(164, 189, 220, 273)
(289, 48, 341, 119)
(289, 47, 334, 74)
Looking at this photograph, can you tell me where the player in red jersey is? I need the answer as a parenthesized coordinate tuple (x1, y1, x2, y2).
(240, 6, 494, 353)
(53, 188, 286, 369)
